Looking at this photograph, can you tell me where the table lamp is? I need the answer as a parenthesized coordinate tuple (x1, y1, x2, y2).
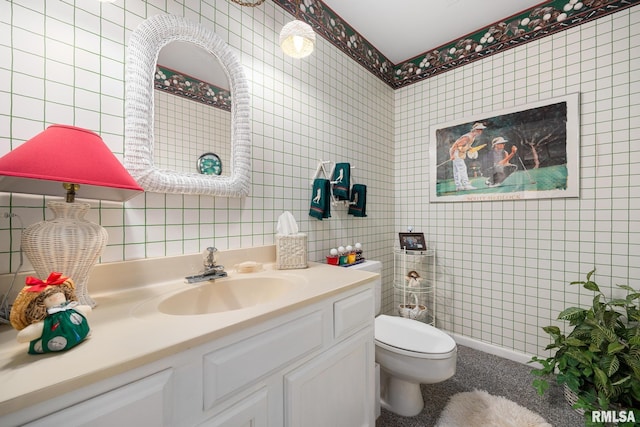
(0, 124, 144, 307)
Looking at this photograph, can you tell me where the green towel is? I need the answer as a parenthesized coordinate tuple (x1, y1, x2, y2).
(332, 163, 350, 200)
(348, 184, 367, 217)
(309, 178, 331, 220)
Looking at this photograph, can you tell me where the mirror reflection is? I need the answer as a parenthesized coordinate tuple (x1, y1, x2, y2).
(155, 41, 231, 176)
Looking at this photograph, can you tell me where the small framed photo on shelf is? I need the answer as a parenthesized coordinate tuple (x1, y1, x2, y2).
(398, 232, 427, 251)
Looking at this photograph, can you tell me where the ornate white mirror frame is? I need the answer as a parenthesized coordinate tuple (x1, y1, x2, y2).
(125, 14, 251, 197)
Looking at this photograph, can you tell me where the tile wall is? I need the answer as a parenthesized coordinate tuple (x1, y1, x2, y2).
(154, 90, 232, 176)
(395, 5, 640, 355)
(0, 0, 395, 301)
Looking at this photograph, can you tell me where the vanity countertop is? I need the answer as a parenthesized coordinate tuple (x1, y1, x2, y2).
(0, 247, 377, 417)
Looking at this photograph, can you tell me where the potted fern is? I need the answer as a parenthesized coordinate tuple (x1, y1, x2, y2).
(530, 269, 640, 426)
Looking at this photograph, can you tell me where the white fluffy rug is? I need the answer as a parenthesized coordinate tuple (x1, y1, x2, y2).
(435, 389, 552, 427)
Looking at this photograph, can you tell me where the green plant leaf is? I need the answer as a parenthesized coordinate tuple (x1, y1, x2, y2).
(621, 353, 640, 377)
(593, 366, 611, 396)
(626, 291, 640, 300)
(566, 347, 594, 365)
(607, 341, 625, 355)
(566, 337, 587, 347)
(588, 322, 618, 343)
(542, 325, 561, 337)
(610, 375, 630, 386)
(557, 373, 581, 391)
(532, 378, 549, 395)
(631, 381, 640, 400)
(584, 280, 600, 292)
(602, 354, 620, 376)
(617, 283, 636, 292)
(609, 298, 630, 307)
(558, 307, 586, 321)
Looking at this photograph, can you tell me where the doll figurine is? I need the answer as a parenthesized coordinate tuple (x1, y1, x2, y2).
(405, 270, 423, 288)
(10, 273, 91, 355)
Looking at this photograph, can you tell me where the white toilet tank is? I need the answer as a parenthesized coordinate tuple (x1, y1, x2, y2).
(347, 260, 382, 314)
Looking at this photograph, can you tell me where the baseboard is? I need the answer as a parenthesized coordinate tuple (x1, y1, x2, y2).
(450, 333, 533, 365)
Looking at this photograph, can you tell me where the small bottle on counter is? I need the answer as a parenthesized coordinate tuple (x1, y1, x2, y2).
(338, 246, 348, 265)
(354, 242, 364, 262)
(327, 248, 339, 265)
(346, 245, 356, 264)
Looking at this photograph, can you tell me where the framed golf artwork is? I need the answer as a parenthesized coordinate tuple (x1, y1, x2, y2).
(399, 232, 427, 251)
(430, 93, 580, 202)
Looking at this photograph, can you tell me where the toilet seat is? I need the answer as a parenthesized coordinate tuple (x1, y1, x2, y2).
(375, 315, 456, 359)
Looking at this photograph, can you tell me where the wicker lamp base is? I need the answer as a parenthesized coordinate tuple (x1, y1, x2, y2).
(21, 201, 107, 308)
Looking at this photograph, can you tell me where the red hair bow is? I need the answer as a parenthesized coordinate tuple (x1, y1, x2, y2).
(25, 272, 68, 292)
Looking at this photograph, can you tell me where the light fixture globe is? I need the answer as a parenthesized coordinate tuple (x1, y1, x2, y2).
(279, 20, 316, 58)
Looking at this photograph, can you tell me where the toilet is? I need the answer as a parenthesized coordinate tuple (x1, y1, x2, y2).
(350, 260, 457, 417)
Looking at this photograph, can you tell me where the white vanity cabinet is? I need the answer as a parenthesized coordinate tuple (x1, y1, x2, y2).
(2, 282, 376, 427)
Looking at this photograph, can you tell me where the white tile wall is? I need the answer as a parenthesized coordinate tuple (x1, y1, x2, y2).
(0, 0, 395, 294)
(154, 90, 232, 176)
(1, 0, 638, 359)
(395, 5, 640, 355)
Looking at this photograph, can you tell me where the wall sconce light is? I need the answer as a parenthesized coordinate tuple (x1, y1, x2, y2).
(0, 125, 144, 307)
(279, 0, 315, 58)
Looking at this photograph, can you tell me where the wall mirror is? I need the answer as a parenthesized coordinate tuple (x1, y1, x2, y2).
(155, 41, 231, 176)
(125, 15, 251, 197)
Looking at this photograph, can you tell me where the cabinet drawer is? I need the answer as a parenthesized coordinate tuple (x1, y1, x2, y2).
(203, 310, 323, 409)
(24, 369, 174, 427)
(334, 288, 374, 340)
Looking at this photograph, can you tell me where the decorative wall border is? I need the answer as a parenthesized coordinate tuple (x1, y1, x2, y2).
(273, 0, 392, 84)
(154, 65, 232, 111)
(273, 0, 640, 89)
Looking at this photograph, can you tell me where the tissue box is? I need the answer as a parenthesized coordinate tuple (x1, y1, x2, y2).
(276, 233, 308, 269)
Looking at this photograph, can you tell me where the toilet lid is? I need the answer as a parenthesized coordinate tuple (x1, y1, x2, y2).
(375, 315, 456, 354)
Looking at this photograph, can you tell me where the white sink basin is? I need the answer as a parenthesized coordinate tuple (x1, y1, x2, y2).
(133, 274, 307, 316)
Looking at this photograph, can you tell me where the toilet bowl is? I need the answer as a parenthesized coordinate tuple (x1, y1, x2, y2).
(375, 314, 456, 416)
(348, 260, 457, 417)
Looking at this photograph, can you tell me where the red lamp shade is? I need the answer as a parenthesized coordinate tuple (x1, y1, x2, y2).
(0, 124, 143, 201)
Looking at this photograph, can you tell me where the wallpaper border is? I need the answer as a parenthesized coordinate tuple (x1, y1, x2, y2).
(272, 0, 640, 89)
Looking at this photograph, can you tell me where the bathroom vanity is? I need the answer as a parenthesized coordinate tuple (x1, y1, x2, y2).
(0, 246, 378, 426)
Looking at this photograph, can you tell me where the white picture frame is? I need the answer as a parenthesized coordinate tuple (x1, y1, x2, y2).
(430, 93, 580, 202)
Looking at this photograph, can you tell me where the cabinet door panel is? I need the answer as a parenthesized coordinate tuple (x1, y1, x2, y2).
(284, 328, 375, 427)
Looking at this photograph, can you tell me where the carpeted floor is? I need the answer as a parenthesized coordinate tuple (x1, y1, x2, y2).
(376, 345, 585, 427)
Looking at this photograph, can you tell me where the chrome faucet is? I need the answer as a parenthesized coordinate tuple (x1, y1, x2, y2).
(185, 247, 228, 284)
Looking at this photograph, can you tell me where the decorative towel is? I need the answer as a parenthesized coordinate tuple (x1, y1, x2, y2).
(309, 178, 331, 220)
(332, 163, 350, 200)
(348, 184, 367, 217)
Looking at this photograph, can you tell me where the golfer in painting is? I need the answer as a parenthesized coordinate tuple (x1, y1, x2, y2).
(450, 122, 486, 190)
(485, 136, 517, 187)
